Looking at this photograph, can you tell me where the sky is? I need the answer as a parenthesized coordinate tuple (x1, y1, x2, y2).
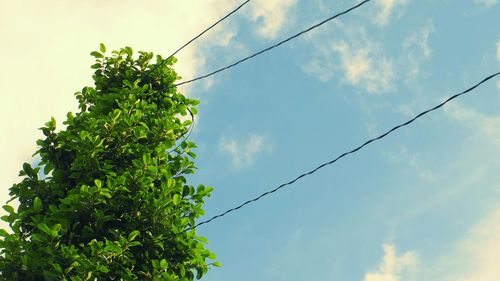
(1, 0, 500, 280)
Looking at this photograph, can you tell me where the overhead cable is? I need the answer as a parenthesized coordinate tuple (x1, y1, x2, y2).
(143, 0, 251, 81)
(184, 71, 500, 232)
(142, 1, 250, 150)
(173, 0, 372, 87)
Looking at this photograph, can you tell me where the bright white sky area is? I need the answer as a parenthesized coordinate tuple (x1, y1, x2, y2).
(1, 1, 500, 280)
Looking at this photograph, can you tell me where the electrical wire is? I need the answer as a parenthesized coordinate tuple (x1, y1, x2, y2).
(141, 1, 250, 149)
(149, 0, 368, 147)
(142, 0, 251, 82)
(166, 107, 195, 155)
(173, 0, 372, 88)
(183, 71, 500, 232)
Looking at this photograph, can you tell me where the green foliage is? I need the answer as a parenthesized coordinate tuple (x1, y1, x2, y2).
(0, 44, 217, 280)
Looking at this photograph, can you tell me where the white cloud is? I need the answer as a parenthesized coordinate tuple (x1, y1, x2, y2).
(191, 21, 245, 93)
(402, 20, 435, 81)
(445, 103, 500, 150)
(443, 208, 500, 281)
(369, 207, 500, 281)
(374, 0, 410, 26)
(302, 43, 337, 82)
(474, 0, 498, 7)
(219, 134, 267, 168)
(332, 40, 395, 93)
(363, 244, 417, 281)
(419, 208, 500, 280)
(303, 26, 395, 94)
(247, 0, 297, 39)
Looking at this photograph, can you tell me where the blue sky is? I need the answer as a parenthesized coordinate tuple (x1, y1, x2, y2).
(1, 0, 500, 280)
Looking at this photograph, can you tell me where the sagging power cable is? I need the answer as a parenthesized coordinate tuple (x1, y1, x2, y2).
(184, 71, 500, 232)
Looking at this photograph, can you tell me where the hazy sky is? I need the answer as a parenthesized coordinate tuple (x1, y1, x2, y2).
(1, 1, 500, 280)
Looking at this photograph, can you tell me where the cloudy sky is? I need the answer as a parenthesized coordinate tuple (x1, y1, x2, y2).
(1, 0, 500, 280)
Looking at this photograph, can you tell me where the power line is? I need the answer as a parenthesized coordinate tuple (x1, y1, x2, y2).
(142, 1, 250, 150)
(166, 108, 195, 155)
(165, 0, 251, 61)
(173, 0, 372, 88)
(142, 0, 251, 81)
(185, 71, 500, 232)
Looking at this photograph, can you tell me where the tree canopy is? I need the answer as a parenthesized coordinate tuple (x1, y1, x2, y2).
(0, 44, 217, 280)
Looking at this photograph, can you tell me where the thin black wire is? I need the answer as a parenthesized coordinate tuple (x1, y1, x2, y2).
(166, 107, 195, 155)
(183, 71, 500, 232)
(157, 0, 369, 147)
(173, 0, 372, 88)
(141, 1, 250, 148)
(143, 0, 251, 82)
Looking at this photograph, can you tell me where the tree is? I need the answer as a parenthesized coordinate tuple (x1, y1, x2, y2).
(0, 44, 218, 280)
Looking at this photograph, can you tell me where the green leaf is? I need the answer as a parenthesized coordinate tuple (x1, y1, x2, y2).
(43, 163, 54, 175)
(160, 259, 168, 270)
(80, 185, 89, 193)
(124, 46, 133, 56)
(0, 229, 9, 237)
(94, 179, 102, 189)
(66, 111, 74, 123)
(179, 264, 186, 277)
(1, 216, 10, 223)
(2, 205, 14, 215)
(45, 117, 56, 130)
(127, 230, 140, 241)
(90, 51, 103, 58)
(23, 163, 33, 175)
(172, 194, 181, 206)
(104, 241, 123, 254)
(167, 178, 175, 188)
(31, 233, 43, 242)
(99, 189, 112, 199)
(37, 223, 52, 236)
(132, 159, 142, 168)
(147, 165, 158, 173)
(139, 122, 149, 130)
(97, 264, 109, 273)
(51, 263, 63, 273)
(33, 197, 42, 212)
(212, 262, 222, 267)
(151, 259, 160, 270)
(99, 43, 106, 53)
(128, 241, 141, 247)
(52, 223, 62, 233)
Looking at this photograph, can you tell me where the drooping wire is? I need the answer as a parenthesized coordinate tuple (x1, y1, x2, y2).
(173, 0, 372, 88)
(142, 0, 251, 82)
(166, 107, 195, 155)
(141, 1, 250, 150)
(183, 71, 500, 232)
